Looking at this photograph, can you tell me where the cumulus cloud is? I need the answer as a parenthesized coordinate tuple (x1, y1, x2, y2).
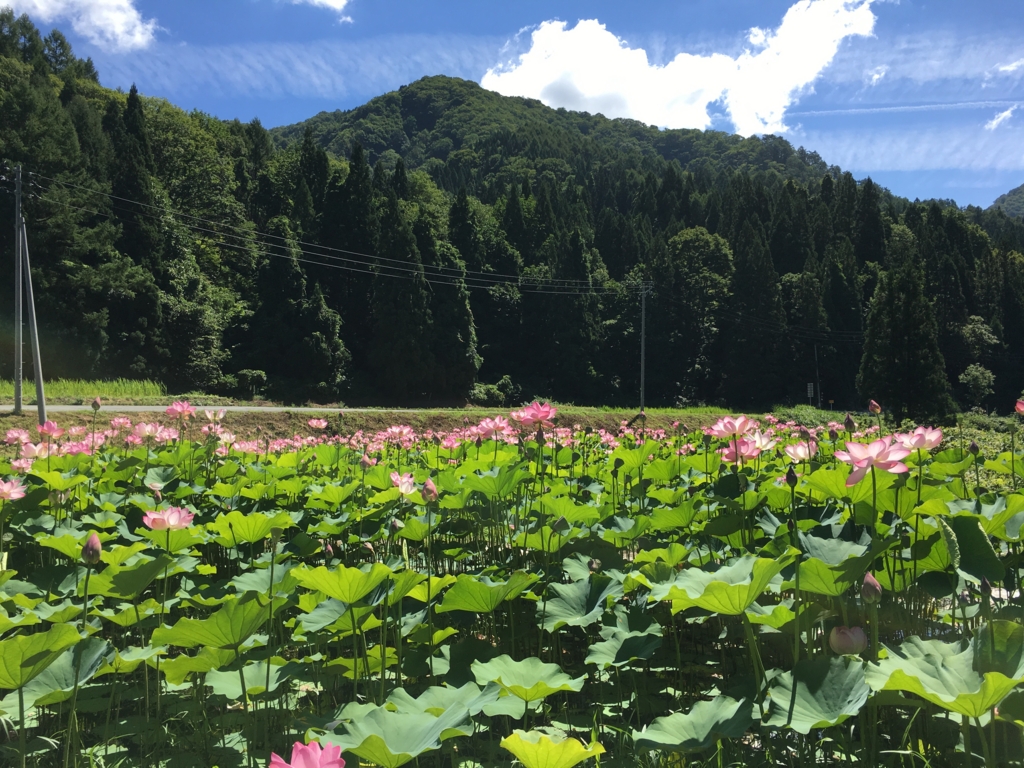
(482, 0, 877, 135)
(7, 0, 157, 51)
(866, 66, 887, 85)
(986, 105, 1016, 130)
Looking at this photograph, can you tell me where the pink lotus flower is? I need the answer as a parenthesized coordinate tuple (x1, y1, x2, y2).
(308, 419, 328, 430)
(784, 441, 818, 463)
(896, 426, 943, 452)
(37, 421, 64, 439)
(1017, 400, 1024, 416)
(709, 415, 755, 439)
(21, 442, 49, 459)
(868, 400, 882, 415)
(165, 401, 195, 420)
(834, 437, 911, 486)
(110, 417, 133, 430)
(11, 459, 32, 473)
(422, 477, 438, 503)
(719, 437, 762, 463)
(0, 479, 27, 501)
(359, 454, 377, 470)
(143, 507, 195, 531)
(69, 426, 87, 437)
(390, 472, 415, 495)
(269, 740, 344, 768)
(82, 532, 102, 565)
(750, 430, 777, 452)
(829, 626, 868, 655)
(5, 429, 30, 445)
(511, 402, 557, 429)
(477, 416, 510, 440)
(205, 409, 226, 422)
(134, 423, 160, 438)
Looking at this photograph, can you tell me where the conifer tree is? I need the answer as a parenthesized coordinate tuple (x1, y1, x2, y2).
(857, 224, 954, 422)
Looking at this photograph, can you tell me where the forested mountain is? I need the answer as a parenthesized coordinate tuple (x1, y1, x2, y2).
(3, 9, 1024, 417)
(992, 183, 1024, 220)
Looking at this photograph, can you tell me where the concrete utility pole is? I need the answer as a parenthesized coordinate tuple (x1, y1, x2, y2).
(13, 166, 22, 415)
(12, 167, 46, 424)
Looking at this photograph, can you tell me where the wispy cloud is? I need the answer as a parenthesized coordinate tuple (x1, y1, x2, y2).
(792, 100, 1019, 117)
(7, 0, 157, 51)
(287, 0, 354, 22)
(986, 105, 1017, 130)
(95, 35, 502, 104)
(482, 0, 878, 135)
(999, 58, 1024, 74)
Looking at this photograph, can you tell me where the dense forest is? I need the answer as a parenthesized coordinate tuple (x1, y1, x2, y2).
(3, 9, 1024, 419)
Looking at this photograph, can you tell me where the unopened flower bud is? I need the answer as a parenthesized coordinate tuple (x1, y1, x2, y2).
(362, 541, 374, 554)
(390, 518, 405, 533)
(91, 397, 102, 412)
(861, 572, 882, 604)
(981, 577, 992, 597)
(844, 413, 856, 432)
(969, 440, 980, 456)
(422, 477, 438, 503)
(551, 515, 570, 534)
(868, 400, 882, 415)
(828, 428, 838, 442)
(82, 532, 102, 565)
(786, 466, 798, 488)
(829, 626, 868, 655)
(325, 543, 334, 557)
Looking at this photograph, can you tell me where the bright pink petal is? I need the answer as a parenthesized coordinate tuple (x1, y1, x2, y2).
(882, 462, 909, 474)
(846, 465, 869, 487)
(844, 443, 871, 461)
(269, 752, 291, 768)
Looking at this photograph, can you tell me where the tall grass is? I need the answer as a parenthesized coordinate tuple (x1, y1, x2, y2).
(0, 378, 166, 400)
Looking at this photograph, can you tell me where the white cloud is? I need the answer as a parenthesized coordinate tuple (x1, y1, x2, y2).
(866, 65, 886, 85)
(999, 58, 1024, 73)
(7, 0, 156, 51)
(289, 0, 353, 21)
(986, 105, 1016, 130)
(481, 0, 877, 136)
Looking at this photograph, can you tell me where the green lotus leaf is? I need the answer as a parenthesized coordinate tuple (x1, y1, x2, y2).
(160, 647, 235, 685)
(650, 501, 701, 532)
(85, 553, 175, 600)
(139, 527, 206, 554)
(654, 554, 795, 615)
(435, 572, 537, 614)
(0, 637, 109, 713)
(293, 563, 393, 605)
(405, 575, 455, 604)
(0, 606, 40, 634)
(463, 465, 530, 500)
(996, 689, 1024, 727)
(949, 516, 1004, 582)
(96, 645, 162, 677)
(230, 563, 298, 596)
(974, 621, 1024, 678)
(209, 510, 295, 546)
(541, 494, 602, 527)
(766, 657, 869, 734)
(0, 623, 81, 690)
(500, 730, 605, 768)
(865, 636, 1023, 717)
(152, 592, 281, 651)
(205, 660, 291, 698)
(37, 532, 91, 561)
(327, 645, 397, 679)
(537, 574, 623, 632)
(632, 695, 755, 753)
(472, 655, 585, 702)
(386, 681, 502, 717)
(324, 705, 472, 768)
(585, 627, 661, 669)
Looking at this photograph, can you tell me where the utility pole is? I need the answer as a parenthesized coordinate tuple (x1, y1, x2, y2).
(640, 282, 648, 418)
(21, 220, 46, 424)
(13, 166, 22, 415)
(814, 343, 822, 410)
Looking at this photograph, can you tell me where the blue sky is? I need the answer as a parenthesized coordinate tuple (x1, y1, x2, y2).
(9, 0, 1024, 207)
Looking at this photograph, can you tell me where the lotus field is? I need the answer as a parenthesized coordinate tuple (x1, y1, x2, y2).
(5, 402, 1024, 768)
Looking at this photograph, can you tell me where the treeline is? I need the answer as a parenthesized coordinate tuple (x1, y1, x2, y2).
(2, 10, 1024, 418)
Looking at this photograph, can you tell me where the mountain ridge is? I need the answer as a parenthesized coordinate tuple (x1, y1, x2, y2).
(990, 182, 1024, 219)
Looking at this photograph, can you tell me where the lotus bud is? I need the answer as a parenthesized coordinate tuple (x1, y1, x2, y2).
(584, 426, 593, 435)
(786, 466, 798, 488)
(969, 440, 980, 456)
(82, 532, 102, 565)
(861, 572, 882, 604)
(422, 477, 438, 503)
(869, 399, 882, 415)
(844, 413, 856, 432)
(432, 435, 441, 446)
(359, 454, 376, 470)
(799, 427, 811, 442)
(91, 397, 102, 412)
(828, 427, 839, 442)
(588, 558, 602, 572)
(1017, 400, 1024, 416)
(390, 518, 405, 533)
(981, 577, 992, 597)
(702, 434, 713, 448)
(829, 626, 868, 655)
(325, 543, 334, 557)
(362, 541, 374, 554)
(535, 428, 545, 446)
(551, 515, 570, 534)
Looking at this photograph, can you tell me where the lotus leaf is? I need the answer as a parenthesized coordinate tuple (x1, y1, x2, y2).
(500, 730, 605, 768)
(293, 563, 393, 604)
(865, 636, 1024, 717)
(209, 510, 295, 546)
(152, 592, 281, 651)
(472, 655, 585, 702)
(0, 624, 81, 690)
(766, 657, 869, 734)
(386, 681, 502, 716)
(654, 554, 795, 615)
(632, 696, 755, 753)
(537, 574, 623, 632)
(324, 705, 472, 768)
(205, 660, 291, 698)
(0, 637, 109, 712)
(435, 572, 537, 614)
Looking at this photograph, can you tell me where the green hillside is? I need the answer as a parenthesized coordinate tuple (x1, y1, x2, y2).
(5, 8, 1024, 415)
(991, 182, 1024, 220)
